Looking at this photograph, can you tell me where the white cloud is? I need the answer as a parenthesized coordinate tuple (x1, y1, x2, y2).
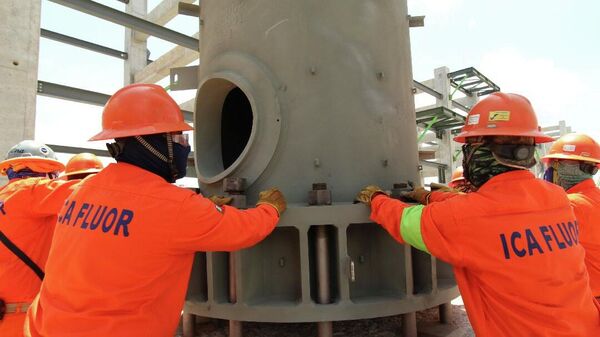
(478, 48, 600, 142)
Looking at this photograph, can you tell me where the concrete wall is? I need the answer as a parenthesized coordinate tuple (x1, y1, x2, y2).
(124, 0, 148, 84)
(0, 0, 41, 183)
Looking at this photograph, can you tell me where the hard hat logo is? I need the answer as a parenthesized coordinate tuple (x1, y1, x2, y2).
(467, 114, 480, 125)
(40, 147, 49, 154)
(488, 111, 510, 121)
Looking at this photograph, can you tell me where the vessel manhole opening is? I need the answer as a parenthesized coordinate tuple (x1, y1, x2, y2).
(221, 87, 253, 170)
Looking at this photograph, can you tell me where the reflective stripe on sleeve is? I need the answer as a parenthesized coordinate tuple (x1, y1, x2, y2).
(400, 205, 429, 253)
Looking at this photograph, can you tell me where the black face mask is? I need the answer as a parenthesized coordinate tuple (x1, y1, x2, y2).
(110, 134, 190, 183)
(173, 141, 191, 180)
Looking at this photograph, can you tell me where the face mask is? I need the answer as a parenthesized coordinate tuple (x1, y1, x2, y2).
(6, 168, 48, 180)
(113, 134, 180, 183)
(545, 161, 592, 190)
(462, 143, 518, 188)
(173, 143, 191, 180)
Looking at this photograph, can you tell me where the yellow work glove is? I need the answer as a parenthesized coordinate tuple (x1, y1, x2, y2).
(208, 195, 233, 206)
(355, 185, 387, 206)
(429, 183, 459, 193)
(256, 188, 287, 216)
(403, 187, 431, 205)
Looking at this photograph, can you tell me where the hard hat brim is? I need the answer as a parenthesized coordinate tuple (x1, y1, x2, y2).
(64, 168, 103, 176)
(0, 157, 65, 175)
(454, 129, 554, 144)
(89, 121, 193, 141)
(542, 153, 600, 166)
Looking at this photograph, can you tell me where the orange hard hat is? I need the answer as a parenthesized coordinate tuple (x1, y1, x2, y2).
(454, 92, 553, 144)
(89, 84, 193, 141)
(542, 133, 600, 166)
(64, 153, 104, 177)
(448, 166, 466, 187)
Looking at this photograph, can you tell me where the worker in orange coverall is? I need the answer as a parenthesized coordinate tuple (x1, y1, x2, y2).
(25, 84, 286, 337)
(0, 141, 79, 337)
(543, 133, 600, 298)
(61, 153, 105, 181)
(356, 92, 600, 337)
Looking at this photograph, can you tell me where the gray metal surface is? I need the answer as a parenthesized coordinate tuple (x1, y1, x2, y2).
(48, 0, 199, 50)
(186, 205, 458, 322)
(188, 0, 458, 327)
(195, 0, 422, 202)
(170, 66, 199, 91)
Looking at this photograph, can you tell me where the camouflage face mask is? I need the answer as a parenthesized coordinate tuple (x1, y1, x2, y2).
(462, 143, 518, 188)
(554, 161, 592, 191)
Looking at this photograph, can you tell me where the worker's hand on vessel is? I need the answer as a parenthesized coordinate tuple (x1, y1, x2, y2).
(402, 187, 431, 205)
(429, 182, 457, 193)
(208, 195, 233, 206)
(355, 185, 386, 206)
(256, 188, 287, 216)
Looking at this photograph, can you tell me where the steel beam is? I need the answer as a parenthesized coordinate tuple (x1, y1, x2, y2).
(37, 81, 110, 106)
(178, 2, 200, 17)
(435, 122, 465, 129)
(37, 81, 193, 121)
(48, 0, 199, 51)
(413, 80, 443, 99)
(41, 28, 128, 60)
(451, 100, 470, 112)
(47, 144, 110, 157)
(420, 160, 448, 169)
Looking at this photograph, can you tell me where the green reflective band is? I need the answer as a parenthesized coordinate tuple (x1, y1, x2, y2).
(400, 205, 429, 253)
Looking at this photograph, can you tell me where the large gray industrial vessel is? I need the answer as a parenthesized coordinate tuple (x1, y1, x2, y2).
(186, 1, 459, 336)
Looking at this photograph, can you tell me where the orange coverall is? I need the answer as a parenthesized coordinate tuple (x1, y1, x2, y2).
(0, 178, 79, 337)
(370, 170, 600, 337)
(567, 178, 600, 297)
(25, 162, 279, 337)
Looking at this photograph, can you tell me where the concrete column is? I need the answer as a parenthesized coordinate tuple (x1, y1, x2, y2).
(433, 66, 451, 109)
(0, 0, 41, 184)
(124, 0, 148, 84)
(432, 67, 454, 182)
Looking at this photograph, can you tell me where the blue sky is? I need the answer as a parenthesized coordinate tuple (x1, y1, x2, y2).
(36, 0, 600, 158)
